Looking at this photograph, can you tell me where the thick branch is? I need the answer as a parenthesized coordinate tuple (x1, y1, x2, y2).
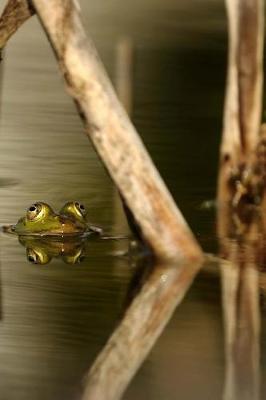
(30, 0, 202, 262)
(0, 0, 34, 51)
(221, 0, 263, 160)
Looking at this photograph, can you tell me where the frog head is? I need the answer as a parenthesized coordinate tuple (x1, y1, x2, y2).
(59, 201, 87, 225)
(13, 202, 85, 236)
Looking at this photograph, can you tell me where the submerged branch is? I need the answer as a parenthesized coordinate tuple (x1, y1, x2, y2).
(82, 260, 202, 400)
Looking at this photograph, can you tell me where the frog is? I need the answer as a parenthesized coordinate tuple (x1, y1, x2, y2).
(3, 201, 102, 237)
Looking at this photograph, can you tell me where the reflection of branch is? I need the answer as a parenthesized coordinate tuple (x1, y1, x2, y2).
(82, 260, 202, 400)
(217, 200, 261, 400)
(221, 260, 260, 400)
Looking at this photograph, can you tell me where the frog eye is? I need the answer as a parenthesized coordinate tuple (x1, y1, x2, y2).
(63, 251, 85, 264)
(26, 248, 50, 265)
(75, 202, 86, 216)
(27, 252, 38, 264)
(27, 203, 41, 221)
(27, 248, 41, 264)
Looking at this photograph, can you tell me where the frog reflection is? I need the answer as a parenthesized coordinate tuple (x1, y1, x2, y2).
(4, 201, 102, 237)
(19, 236, 87, 265)
(18, 235, 148, 265)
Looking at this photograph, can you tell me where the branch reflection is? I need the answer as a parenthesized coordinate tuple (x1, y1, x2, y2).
(218, 202, 261, 400)
(82, 258, 202, 400)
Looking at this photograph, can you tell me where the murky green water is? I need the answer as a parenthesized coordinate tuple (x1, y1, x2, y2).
(0, 1, 265, 399)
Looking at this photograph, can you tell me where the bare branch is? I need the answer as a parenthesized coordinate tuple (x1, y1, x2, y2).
(0, 0, 35, 51)
(221, 0, 264, 160)
(218, 0, 264, 205)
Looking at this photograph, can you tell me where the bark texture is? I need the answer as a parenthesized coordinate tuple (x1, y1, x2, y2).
(218, 0, 264, 206)
(0, 0, 34, 51)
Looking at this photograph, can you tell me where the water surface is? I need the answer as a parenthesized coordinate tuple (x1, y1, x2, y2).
(1, 1, 265, 399)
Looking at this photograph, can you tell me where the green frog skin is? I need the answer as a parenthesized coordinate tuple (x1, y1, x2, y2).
(60, 201, 87, 226)
(5, 201, 101, 237)
(60, 201, 103, 234)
